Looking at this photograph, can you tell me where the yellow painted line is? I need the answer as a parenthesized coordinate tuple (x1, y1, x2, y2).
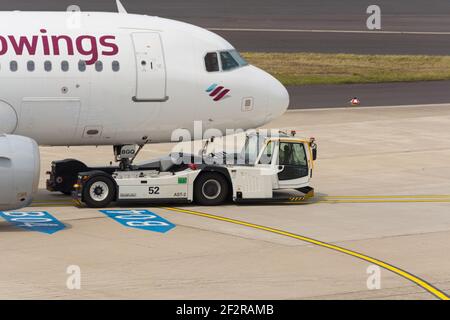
(30, 204, 75, 208)
(164, 207, 449, 300)
(317, 199, 450, 204)
(32, 201, 75, 204)
(33, 199, 75, 203)
(32, 194, 450, 206)
(31, 201, 74, 205)
(270, 199, 450, 205)
(30, 198, 450, 208)
(322, 195, 450, 199)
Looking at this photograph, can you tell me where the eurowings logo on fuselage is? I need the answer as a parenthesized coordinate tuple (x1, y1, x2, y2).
(0, 29, 119, 65)
(206, 84, 230, 102)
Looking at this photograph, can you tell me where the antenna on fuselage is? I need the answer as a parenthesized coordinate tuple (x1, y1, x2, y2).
(116, 0, 128, 14)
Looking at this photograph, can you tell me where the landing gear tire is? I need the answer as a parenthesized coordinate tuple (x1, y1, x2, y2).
(83, 176, 116, 208)
(194, 172, 229, 206)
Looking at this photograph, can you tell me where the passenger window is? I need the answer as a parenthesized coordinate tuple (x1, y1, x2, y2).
(78, 60, 86, 72)
(44, 61, 52, 72)
(220, 51, 239, 71)
(27, 61, 35, 72)
(205, 52, 219, 72)
(112, 61, 120, 72)
(61, 61, 69, 72)
(95, 61, 103, 72)
(10, 61, 18, 72)
(259, 142, 274, 165)
(279, 143, 307, 166)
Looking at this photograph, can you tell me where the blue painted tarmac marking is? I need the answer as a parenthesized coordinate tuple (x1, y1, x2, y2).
(100, 209, 176, 233)
(0, 211, 66, 234)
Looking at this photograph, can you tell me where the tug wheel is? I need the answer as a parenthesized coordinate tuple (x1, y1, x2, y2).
(83, 176, 116, 208)
(194, 172, 229, 206)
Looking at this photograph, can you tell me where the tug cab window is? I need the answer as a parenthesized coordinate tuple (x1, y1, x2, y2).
(279, 143, 307, 167)
(259, 142, 274, 165)
(205, 52, 219, 72)
(278, 142, 309, 181)
(241, 134, 267, 165)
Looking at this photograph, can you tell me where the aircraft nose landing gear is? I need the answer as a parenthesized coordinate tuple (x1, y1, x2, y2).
(114, 143, 146, 171)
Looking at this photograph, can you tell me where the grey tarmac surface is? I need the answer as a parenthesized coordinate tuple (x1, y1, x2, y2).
(1, 0, 449, 32)
(1, 0, 450, 54)
(1, 105, 450, 299)
(214, 30, 450, 55)
(287, 81, 450, 109)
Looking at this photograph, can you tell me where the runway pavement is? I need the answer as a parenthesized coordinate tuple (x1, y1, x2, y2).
(1, 104, 450, 299)
(214, 30, 450, 55)
(3, 0, 450, 31)
(2, 0, 450, 54)
(287, 81, 450, 109)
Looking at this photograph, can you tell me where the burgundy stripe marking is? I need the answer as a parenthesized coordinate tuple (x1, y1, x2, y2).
(213, 89, 230, 101)
(209, 86, 224, 97)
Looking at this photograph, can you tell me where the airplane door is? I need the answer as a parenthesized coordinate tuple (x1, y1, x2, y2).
(132, 33, 168, 102)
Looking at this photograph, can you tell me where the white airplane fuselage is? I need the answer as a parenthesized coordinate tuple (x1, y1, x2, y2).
(0, 11, 289, 146)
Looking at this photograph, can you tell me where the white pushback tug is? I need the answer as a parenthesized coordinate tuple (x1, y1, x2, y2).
(72, 131, 317, 208)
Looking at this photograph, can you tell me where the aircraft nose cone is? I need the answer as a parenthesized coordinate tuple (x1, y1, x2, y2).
(266, 77, 290, 121)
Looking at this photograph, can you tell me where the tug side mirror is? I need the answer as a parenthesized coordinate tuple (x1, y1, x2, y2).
(309, 138, 318, 161)
(312, 147, 317, 161)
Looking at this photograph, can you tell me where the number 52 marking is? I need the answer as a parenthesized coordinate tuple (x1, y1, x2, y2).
(149, 186, 160, 195)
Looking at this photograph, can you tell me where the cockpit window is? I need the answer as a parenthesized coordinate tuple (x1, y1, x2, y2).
(205, 52, 220, 72)
(205, 50, 249, 72)
(220, 51, 239, 71)
(221, 50, 248, 70)
(220, 50, 248, 71)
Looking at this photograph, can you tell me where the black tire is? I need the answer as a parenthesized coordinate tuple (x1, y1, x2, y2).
(194, 172, 229, 206)
(83, 176, 116, 208)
